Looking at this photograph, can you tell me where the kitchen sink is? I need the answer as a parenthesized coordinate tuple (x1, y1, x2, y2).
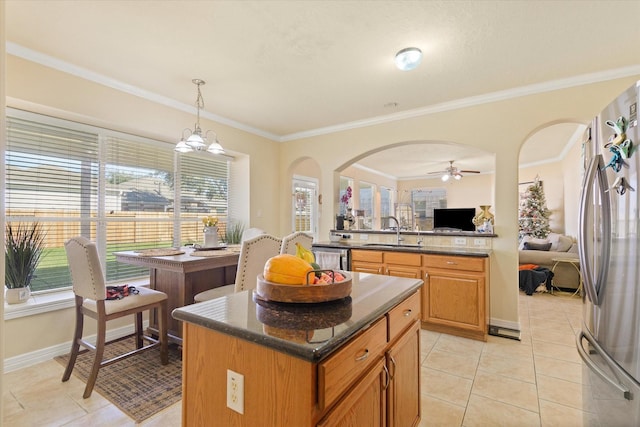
(363, 243, 423, 248)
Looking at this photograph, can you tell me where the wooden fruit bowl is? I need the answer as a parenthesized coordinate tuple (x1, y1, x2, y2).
(254, 271, 352, 304)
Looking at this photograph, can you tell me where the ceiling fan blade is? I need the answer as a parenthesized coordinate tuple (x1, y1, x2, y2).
(459, 170, 480, 174)
(426, 171, 445, 175)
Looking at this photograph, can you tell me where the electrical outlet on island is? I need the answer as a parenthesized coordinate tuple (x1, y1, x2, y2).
(227, 369, 244, 414)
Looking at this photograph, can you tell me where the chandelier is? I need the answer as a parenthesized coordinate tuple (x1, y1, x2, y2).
(175, 79, 225, 154)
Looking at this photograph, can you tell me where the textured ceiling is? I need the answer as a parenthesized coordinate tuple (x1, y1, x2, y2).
(5, 1, 640, 178)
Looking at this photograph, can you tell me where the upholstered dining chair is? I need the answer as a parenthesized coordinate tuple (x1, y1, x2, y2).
(280, 231, 314, 255)
(241, 227, 265, 241)
(193, 234, 282, 302)
(62, 236, 168, 398)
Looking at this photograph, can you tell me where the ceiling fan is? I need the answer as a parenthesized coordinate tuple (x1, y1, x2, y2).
(427, 160, 481, 182)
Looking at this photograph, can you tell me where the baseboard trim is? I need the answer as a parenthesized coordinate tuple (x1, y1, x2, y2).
(3, 323, 143, 373)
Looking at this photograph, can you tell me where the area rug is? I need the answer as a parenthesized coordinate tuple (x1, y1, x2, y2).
(55, 336, 182, 423)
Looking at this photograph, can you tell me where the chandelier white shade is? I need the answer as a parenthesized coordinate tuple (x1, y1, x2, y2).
(394, 47, 422, 71)
(175, 79, 225, 154)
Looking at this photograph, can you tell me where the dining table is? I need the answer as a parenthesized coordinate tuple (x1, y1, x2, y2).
(114, 246, 240, 344)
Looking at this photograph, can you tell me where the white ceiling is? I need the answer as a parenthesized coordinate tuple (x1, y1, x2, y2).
(5, 1, 640, 179)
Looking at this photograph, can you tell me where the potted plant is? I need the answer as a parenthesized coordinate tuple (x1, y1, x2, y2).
(5, 222, 46, 304)
(224, 222, 245, 245)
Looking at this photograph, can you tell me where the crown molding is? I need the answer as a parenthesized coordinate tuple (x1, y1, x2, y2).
(281, 65, 640, 142)
(6, 42, 280, 142)
(8, 42, 640, 144)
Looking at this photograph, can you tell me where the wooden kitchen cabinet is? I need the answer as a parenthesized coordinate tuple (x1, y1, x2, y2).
(387, 321, 421, 427)
(316, 357, 387, 427)
(319, 292, 421, 427)
(422, 254, 489, 341)
(351, 250, 422, 279)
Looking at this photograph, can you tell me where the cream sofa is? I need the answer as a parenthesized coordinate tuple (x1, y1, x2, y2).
(518, 233, 580, 290)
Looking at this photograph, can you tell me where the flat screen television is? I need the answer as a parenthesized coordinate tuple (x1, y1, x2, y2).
(433, 208, 476, 231)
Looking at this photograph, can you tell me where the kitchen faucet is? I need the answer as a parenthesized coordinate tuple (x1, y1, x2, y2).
(387, 216, 402, 245)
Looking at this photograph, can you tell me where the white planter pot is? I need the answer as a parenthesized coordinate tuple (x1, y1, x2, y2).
(5, 286, 31, 304)
(203, 226, 219, 247)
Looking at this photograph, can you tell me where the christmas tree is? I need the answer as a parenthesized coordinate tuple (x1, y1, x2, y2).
(518, 180, 551, 239)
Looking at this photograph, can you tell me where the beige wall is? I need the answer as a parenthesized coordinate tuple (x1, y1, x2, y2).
(277, 77, 640, 331)
(3, 49, 640, 362)
(399, 172, 496, 213)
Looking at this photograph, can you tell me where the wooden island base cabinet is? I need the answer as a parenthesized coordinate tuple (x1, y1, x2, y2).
(174, 274, 423, 427)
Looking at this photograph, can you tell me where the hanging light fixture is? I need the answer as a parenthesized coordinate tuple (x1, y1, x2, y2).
(394, 47, 422, 71)
(175, 79, 225, 154)
(441, 170, 462, 182)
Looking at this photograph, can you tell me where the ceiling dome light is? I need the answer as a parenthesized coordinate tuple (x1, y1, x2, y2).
(394, 47, 422, 71)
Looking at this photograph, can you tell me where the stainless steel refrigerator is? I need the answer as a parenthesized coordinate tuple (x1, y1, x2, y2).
(577, 80, 640, 426)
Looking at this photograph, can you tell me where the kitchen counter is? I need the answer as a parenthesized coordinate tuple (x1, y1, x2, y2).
(172, 272, 423, 362)
(313, 240, 491, 257)
(174, 273, 423, 426)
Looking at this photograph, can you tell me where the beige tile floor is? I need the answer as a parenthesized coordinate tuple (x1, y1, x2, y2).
(3, 291, 586, 426)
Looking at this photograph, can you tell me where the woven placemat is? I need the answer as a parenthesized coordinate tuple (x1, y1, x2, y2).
(135, 248, 185, 257)
(190, 249, 236, 257)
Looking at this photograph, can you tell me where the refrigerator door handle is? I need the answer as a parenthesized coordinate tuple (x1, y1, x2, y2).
(579, 155, 611, 306)
(577, 330, 632, 400)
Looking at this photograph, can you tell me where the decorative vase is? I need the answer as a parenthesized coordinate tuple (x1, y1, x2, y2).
(5, 286, 31, 304)
(472, 205, 495, 231)
(203, 226, 219, 247)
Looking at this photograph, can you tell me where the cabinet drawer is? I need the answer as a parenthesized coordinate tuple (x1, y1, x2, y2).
(318, 317, 388, 410)
(384, 251, 421, 267)
(423, 254, 486, 272)
(351, 250, 384, 263)
(387, 291, 421, 342)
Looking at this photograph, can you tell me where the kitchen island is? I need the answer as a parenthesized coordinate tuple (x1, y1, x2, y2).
(172, 273, 423, 427)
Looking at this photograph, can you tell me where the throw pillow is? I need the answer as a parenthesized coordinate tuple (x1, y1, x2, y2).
(523, 241, 552, 251)
(547, 233, 561, 251)
(519, 236, 550, 251)
(556, 235, 573, 252)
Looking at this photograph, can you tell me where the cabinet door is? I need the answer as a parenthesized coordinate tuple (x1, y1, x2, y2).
(317, 358, 387, 427)
(424, 269, 485, 333)
(387, 321, 420, 427)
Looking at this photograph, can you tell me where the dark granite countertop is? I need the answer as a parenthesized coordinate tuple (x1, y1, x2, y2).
(312, 241, 491, 257)
(330, 229, 497, 238)
(172, 273, 422, 363)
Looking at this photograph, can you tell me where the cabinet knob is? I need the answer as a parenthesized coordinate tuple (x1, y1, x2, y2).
(355, 349, 369, 361)
(446, 261, 457, 265)
(403, 309, 412, 317)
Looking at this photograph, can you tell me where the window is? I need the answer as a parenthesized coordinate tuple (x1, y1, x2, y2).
(379, 186, 394, 219)
(411, 188, 447, 230)
(358, 181, 375, 230)
(339, 176, 353, 216)
(6, 109, 230, 292)
(291, 176, 317, 239)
